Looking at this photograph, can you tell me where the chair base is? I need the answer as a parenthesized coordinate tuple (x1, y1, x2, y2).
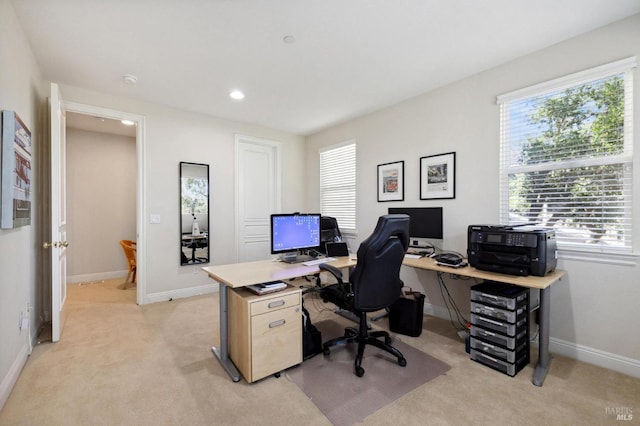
(322, 312, 406, 377)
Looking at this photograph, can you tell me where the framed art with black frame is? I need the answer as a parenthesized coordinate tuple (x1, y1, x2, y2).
(420, 152, 455, 200)
(377, 160, 404, 202)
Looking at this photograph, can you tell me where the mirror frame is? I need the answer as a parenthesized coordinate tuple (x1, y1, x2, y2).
(180, 162, 210, 265)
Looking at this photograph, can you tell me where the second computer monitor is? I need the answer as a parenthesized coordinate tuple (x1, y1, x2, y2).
(388, 207, 443, 241)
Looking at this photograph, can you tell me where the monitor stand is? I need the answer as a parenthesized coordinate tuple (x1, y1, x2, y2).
(280, 251, 314, 264)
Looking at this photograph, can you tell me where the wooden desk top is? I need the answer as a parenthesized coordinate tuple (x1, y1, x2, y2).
(202, 256, 357, 288)
(402, 255, 566, 289)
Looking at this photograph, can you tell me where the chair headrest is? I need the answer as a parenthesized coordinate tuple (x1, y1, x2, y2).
(357, 214, 409, 256)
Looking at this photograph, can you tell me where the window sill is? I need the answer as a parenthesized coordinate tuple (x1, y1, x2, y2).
(557, 247, 639, 267)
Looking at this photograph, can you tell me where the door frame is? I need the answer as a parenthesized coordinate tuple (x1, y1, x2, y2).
(63, 101, 146, 305)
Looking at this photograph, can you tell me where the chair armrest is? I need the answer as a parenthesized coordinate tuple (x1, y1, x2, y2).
(319, 263, 343, 284)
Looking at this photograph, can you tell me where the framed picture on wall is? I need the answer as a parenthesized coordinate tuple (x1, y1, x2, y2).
(420, 152, 455, 200)
(377, 160, 404, 202)
(1, 110, 32, 229)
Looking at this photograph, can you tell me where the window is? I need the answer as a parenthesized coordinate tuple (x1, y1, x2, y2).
(498, 58, 635, 253)
(320, 141, 356, 235)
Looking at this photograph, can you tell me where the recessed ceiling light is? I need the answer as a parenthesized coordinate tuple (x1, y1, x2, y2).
(229, 90, 245, 100)
(121, 120, 135, 126)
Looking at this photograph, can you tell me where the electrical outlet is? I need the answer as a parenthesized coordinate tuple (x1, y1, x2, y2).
(193, 266, 199, 274)
(19, 312, 28, 330)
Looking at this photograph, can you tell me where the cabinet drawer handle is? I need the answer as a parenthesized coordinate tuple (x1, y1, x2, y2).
(269, 319, 286, 328)
(268, 300, 285, 309)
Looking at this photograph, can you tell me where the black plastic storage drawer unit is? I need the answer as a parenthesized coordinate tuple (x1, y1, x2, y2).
(470, 281, 530, 377)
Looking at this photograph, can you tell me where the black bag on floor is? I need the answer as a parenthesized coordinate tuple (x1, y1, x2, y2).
(389, 288, 425, 337)
(302, 302, 322, 360)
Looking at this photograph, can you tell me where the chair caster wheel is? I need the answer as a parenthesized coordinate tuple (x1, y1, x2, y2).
(355, 367, 365, 377)
(323, 347, 331, 356)
(274, 372, 281, 378)
(398, 357, 407, 367)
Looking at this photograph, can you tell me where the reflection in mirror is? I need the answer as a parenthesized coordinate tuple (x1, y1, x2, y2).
(180, 162, 210, 265)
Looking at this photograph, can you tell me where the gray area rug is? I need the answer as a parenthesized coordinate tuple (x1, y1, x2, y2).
(287, 320, 450, 426)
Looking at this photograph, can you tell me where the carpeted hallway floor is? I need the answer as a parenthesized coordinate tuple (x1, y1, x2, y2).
(0, 278, 638, 425)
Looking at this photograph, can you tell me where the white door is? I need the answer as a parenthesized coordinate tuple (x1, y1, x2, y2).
(235, 135, 281, 262)
(49, 82, 68, 342)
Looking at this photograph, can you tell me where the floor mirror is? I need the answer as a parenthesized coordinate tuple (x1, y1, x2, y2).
(180, 162, 210, 265)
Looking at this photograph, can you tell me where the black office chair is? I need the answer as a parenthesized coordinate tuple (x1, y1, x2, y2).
(318, 216, 342, 254)
(318, 214, 410, 377)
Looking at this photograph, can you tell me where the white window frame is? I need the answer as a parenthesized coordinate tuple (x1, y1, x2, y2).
(319, 140, 356, 236)
(497, 57, 636, 259)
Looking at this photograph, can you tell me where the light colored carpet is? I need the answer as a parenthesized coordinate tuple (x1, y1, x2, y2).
(0, 279, 639, 425)
(287, 319, 450, 426)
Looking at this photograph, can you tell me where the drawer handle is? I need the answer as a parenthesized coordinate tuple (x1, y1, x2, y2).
(479, 317, 502, 326)
(268, 300, 285, 309)
(269, 319, 286, 328)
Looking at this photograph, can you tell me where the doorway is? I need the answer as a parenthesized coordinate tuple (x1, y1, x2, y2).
(59, 102, 146, 306)
(65, 112, 136, 292)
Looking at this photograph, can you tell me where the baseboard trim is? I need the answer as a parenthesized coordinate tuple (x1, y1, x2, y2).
(424, 302, 640, 379)
(549, 337, 640, 379)
(67, 271, 127, 284)
(0, 343, 29, 411)
(144, 282, 219, 304)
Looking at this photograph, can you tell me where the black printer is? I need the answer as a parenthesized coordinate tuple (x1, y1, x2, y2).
(467, 225, 557, 276)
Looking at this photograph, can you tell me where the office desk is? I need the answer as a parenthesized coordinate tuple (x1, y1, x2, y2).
(402, 256, 566, 386)
(202, 256, 356, 382)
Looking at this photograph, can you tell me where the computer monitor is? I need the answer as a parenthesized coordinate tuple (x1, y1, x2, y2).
(388, 207, 443, 242)
(270, 213, 321, 262)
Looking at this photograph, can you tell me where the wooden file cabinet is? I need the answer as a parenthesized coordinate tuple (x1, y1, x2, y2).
(228, 285, 302, 383)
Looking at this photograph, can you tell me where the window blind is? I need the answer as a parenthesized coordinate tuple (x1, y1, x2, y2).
(320, 141, 356, 234)
(498, 58, 635, 253)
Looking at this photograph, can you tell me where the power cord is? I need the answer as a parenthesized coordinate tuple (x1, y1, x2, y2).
(437, 271, 470, 332)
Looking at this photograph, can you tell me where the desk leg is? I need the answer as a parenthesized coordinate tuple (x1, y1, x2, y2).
(211, 284, 241, 382)
(533, 286, 552, 386)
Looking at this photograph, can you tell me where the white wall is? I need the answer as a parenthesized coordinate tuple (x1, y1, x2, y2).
(0, 0, 46, 409)
(305, 14, 640, 376)
(66, 127, 136, 282)
(56, 85, 306, 301)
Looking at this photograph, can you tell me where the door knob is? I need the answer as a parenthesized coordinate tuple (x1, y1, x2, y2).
(60, 241, 69, 247)
(43, 242, 59, 249)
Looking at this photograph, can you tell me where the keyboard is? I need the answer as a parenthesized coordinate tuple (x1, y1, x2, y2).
(302, 257, 336, 266)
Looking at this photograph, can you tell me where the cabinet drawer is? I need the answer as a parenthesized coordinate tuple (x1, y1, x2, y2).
(469, 337, 526, 363)
(470, 301, 526, 323)
(471, 313, 525, 337)
(470, 325, 526, 349)
(251, 306, 302, 381)
(470, 348, 528, 377)
(251, 293, 300, 316)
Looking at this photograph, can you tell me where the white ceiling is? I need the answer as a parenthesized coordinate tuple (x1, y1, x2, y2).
(12, 0, 640, 136)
